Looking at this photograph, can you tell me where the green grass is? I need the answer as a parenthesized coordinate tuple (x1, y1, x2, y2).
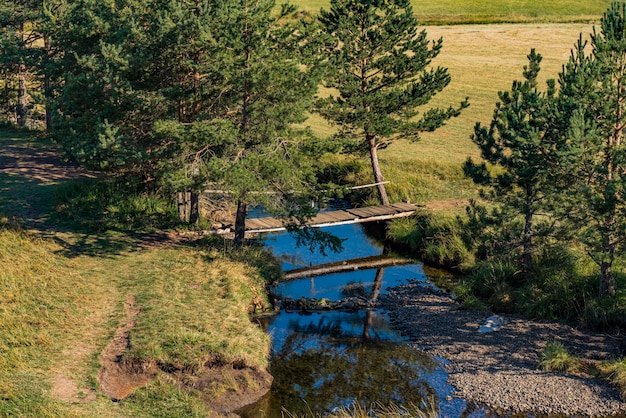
(539, 341, 582, 374)
(289, 0, 612, 24)
(119, 247, 271, 371)
(0, 228, 83, 417)
(539, 340, 626, 399)
(0, 222, 273, 417)
(54, 178, 180, 233)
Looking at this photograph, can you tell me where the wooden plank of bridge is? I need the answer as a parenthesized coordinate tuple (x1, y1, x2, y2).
(311, 209, 356, 224)
(246, 217, 284, 230)
(346, 206, 396, 218)
(391, 202, 419, 212)
(244, 203, 420, 233)
(283, 255, 413, 280)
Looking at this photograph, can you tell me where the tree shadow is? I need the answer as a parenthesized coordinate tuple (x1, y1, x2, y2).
(0, 134, 178, 257)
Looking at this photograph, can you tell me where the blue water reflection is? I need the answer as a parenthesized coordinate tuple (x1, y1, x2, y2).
(239, 222, 471, 417)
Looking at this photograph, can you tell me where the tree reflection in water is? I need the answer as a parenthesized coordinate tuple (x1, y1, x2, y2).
(240, 228, 456, 417)
(240, 309, 440, 417)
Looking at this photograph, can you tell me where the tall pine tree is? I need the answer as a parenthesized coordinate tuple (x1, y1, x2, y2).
(315, 0, 467, 205)
(0, 0, 49, 127)
(464, 50, 557, 278)
(200, 0, 321, 245)
(555, 3, 626, 296)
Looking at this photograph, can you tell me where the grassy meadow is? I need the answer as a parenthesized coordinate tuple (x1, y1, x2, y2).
(292, 0, 612, 24)
(305, 23, 597, 205)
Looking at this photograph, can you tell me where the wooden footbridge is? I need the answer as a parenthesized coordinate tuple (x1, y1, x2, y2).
(283, 254, 412, 280)
(245, 202, 420, 233)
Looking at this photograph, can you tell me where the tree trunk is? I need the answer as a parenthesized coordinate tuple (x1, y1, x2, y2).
(17, 63, 27, 128)
(362, 309, 374, 340)
(522, 184, 534, 279)
(599, 212, 617, 297)
(44, 36, 53, 130)
(600, 261, 616, 296)
(367, 134, 390, 206)
(234, 198, 247, 246)
(177, 191, 190, 222)
(44, 73, 52, 130)
(177, 191, 199, 225)
(369, 268, 385, 302)
(189, 191, 199, 225)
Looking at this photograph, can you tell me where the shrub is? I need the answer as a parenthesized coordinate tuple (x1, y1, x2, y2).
(539, 341, 581, 373)
(54, 178, 179, 232)
(387, 211, 474, 269)
(517, 248, 593, 321)
(459, 259, 518, 313)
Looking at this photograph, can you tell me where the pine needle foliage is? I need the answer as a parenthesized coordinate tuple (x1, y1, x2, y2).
(315, 0, 468, 205)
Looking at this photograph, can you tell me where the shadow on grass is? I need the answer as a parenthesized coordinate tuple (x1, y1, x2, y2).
(0, 132, 185, 257)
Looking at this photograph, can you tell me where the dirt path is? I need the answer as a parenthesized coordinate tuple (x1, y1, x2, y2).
(98, 295, 155, 401)
(0, 135, 178, 406)
(0, 135, 193, 249)
(380, 282, 626, 417)
(0, 136, 95, 225)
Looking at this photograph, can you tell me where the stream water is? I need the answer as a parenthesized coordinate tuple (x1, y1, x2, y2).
(238, 220, 481, 417)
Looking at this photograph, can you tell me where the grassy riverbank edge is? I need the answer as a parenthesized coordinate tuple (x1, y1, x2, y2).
(0, 130, 280, 416)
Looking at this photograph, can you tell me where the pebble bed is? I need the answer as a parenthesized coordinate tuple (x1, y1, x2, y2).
(379, 282, 626, 417)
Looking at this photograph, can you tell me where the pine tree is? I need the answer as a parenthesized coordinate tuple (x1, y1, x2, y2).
(464, 50, 557, 278)
(199, 0, 321, 245)
(51, 0, 150, 171)
(0, 0, 48, 127)
(315, 0, 467, 205)
(52, 0, 323, 243)
(555, 3, 626, 296)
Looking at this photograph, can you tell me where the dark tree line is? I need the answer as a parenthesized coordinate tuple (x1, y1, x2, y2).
(0, 0, 461, 246)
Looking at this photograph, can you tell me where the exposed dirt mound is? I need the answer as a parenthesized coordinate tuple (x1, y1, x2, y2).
(98, 295, 155, 401)
(187, 365, 273, 416)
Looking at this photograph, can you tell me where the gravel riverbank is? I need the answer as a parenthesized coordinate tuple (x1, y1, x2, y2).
(379, 282, 626, 417)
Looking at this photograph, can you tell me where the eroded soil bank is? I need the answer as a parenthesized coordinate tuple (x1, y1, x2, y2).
(380, 282, 626, 417)
(96, 294, 272, 416)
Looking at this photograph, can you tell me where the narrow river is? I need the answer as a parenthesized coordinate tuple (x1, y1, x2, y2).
(238, 220, 480, 417)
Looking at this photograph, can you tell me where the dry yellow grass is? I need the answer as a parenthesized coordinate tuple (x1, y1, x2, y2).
(385, 23, 595, 165)
(306, 23, 597, 203)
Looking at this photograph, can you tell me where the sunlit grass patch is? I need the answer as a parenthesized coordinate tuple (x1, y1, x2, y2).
(0, 227, 87, 416)
(287, 0, 611, 24)
(120, 377, 210, 417)
(117, 248, 271, 372)
(539, 340, 582, 374)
